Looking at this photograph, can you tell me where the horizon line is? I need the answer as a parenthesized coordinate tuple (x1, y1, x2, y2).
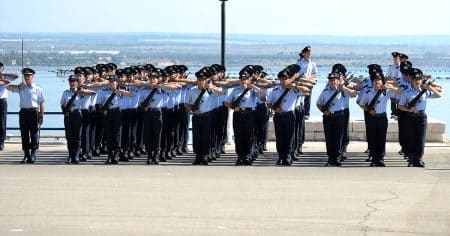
(1, 32, 450, 37)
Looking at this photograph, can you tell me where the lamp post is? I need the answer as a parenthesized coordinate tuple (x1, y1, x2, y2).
(220, 0, 227, 67)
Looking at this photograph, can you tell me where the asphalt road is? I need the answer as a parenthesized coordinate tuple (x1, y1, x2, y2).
(0, 142, 449, 236)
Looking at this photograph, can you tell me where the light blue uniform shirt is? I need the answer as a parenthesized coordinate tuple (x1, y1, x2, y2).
(60, 89, 83, 111)
(79, 94, 91, 110)
(94, 87, 108, 105)
(186, 87, 215, 113)
(394, 75, 411, 101)
(139, 88, 167, 109)
(385, 64, 401, 79)
(226, 86, 259, 109)
(356, 78, 372, 104)
(267, 85, 299, 112)
(11, 83, 45, 109)
(97, 89, 122, 109)
(256, 86, 271, 105)
(297, 58, 318, 77)
(180, 85, 192, 104)
(173, 88, 183, 106)
(297, 58, 317, 105)
(163, 89, 177, 109)
(316, 87, 350, 112)
(218, 86, 228, 107)
(120, 86, 140, 110)
(399, 88, 438, 112)
(0, 75, 17, 99)
(358, 88, 396, 114)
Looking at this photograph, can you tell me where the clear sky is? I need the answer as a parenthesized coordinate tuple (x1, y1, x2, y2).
(1, 0, 450, 35)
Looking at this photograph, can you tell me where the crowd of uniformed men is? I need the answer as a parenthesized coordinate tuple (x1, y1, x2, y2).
(0, 46, 442, 167)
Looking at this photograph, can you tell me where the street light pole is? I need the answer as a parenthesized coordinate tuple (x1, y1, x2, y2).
(220, 0, 227, 67)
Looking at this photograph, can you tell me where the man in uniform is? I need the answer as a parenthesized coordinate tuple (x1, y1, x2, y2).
(0, 62, 19, 150)
(185, 67, 224, 165)
(7, 68, 45, 163)
(398, 68, 441, 167)
(268, 66, 310, 166)
(358, 72, 401, 166)
(118, 69, 141, 162)
(60, 75, 96, 164)
(385, 52, 402, 119)
(140, 68, 180, 164)
(225, 66, 266, 165)
(297, 46, 318, 120)
(316, 71, 356, 166)
(97, 75, 134, 164)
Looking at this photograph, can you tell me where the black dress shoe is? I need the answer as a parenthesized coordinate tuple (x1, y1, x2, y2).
(99, 148, 108, 155)
(297, 146, 303, 155)
(263, 147, 268, 151)
(79, 157, 87, 162)
(86, 154, 92, 160)
(159, 156, 167, 162)
(151, 158, 159, 165)
(291, 154, 299, 161)
(398, 150, 404, 155)
(71, 159, 80, 164)
(92, 150, 100, 156)
(111, 157, 119, 164)
(365, 156, 372, 162)
(176, 149, 183, 156)
(340, 152, 348, 160)
(276, 159, 283, 165)
(126, 151, 134, 160)
(281, 159, 292, 166)
(414, 162, 425, 168)
(181, 147, 188, 153)
(258, 147, 264, 155)
(140, 149, 147, 155)
(377, 161, 386, 167)
(236, 159, 244, 166)
(369, 162, 376, 167)
(170, 150, 177, 158)
(192, 158, 202, 165)
(65, 157, 71, 164)
(134, 150, 141, 157)
(220, 148, 226, 154)
(364, 149, 370, 154)
(119, 156, 129, 162)
(0, 143, 4, 151)
(201, 159, 209, 165)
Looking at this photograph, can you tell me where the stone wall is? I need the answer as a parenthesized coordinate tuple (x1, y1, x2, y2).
(267, 117, 447, 142)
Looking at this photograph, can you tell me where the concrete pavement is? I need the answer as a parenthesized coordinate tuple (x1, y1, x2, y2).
(0, 142, 449, 235)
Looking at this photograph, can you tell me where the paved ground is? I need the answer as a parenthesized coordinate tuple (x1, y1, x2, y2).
(0, 142, 449, 235)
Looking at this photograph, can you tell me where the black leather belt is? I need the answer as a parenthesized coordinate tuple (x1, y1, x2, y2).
(368, 112, 386, 117)
(147, 108, 162, 112)
(107, 108, 120, 112)
(275, 111, 294, 116)
(407, 110, 426, 116)
(20, 108, 38, 111)
(327, 110, 345, 117)
(192, 111, 211, 116)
